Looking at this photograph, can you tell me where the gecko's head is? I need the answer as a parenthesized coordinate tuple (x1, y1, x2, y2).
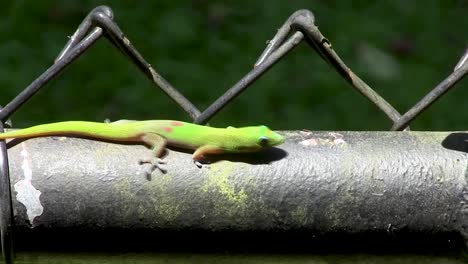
(232, 125, 284, 152)
(258, 125, 285, 147)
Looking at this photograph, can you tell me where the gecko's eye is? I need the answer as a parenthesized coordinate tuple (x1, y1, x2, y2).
(259, 136, 269, 146)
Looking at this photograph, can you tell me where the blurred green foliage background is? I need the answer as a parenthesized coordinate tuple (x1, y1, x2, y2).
(0, 1, 467, 131)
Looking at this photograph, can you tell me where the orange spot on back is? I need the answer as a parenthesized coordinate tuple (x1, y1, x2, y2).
(170, 121, 184, 126)
(163, 127, 173, 132)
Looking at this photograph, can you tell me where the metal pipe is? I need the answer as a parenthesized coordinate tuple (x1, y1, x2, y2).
(4, 130, 468, 251)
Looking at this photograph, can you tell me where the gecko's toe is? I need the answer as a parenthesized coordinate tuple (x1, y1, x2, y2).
(140, 158, 167, 178)
(139, 157, 166, 165)
(194, 160, 210, 169)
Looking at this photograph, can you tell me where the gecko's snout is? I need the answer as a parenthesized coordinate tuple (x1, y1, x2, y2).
(260, 126, 284, 147)
(267, 131, 285, 147)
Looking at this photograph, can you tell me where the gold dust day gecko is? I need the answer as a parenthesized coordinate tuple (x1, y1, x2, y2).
(0, 120, 285, 173)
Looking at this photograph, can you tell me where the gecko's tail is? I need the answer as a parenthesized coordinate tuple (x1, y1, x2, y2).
(0, 121, 141, 141)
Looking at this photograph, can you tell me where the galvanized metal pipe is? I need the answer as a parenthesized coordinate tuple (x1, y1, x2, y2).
(4, 130, 468, 250)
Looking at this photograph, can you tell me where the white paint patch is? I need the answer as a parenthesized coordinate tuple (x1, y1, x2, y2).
(13, 144, 43, 226)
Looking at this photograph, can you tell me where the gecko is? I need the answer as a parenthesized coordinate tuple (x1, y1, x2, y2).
(0, 120, 285, 173)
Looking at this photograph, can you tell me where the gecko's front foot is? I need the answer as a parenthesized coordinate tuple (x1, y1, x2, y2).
(139, 157, 167, 178)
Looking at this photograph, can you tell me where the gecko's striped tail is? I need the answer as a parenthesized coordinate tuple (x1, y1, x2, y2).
(0, 121, 141, 142)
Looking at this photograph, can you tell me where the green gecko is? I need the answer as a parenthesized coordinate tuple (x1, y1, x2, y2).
(0, 120, 285, 173)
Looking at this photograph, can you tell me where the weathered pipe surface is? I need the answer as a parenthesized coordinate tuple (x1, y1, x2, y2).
(4, 130, 468, 251)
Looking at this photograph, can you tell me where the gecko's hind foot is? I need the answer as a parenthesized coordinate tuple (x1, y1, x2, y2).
(139, 157, 167, 177)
